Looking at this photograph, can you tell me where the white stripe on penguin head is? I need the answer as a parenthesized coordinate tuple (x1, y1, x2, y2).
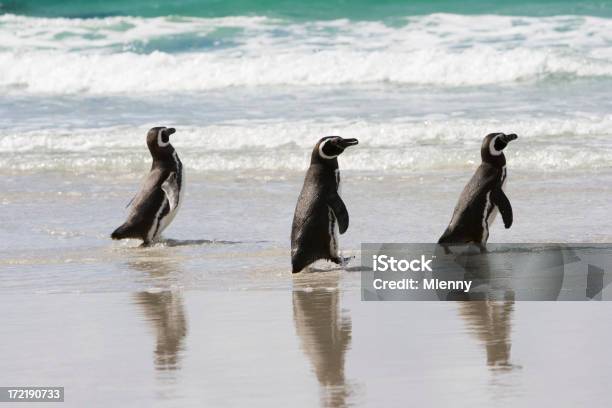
(489, 134, 503, 156)
(157, 128, 170, 148)
(318, 139, 338, 159)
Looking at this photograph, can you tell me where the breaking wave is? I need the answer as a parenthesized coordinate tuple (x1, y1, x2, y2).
(2, 14, 612, 93)
(1, 117, 611, 174)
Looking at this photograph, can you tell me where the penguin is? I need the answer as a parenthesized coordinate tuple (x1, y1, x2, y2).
(111, 127, 183, 245)
(291, 136, 358, 273)
(438, 132, 517, 250)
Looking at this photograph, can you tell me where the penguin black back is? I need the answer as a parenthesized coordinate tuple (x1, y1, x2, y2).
(438, 133, 517, 248)
(291, 136, 358, 273)
(111, 127, 184, 245)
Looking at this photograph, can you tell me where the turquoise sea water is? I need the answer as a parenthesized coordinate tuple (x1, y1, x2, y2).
(5, 0, 612, 19)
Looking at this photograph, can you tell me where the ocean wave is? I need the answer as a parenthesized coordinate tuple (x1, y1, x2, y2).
(1, 118, 611, 173)
(2, 47, 612, 93)
(1, 14, 612, 93)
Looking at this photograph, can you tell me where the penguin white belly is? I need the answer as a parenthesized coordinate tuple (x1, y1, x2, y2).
(154, 197, 181, 240)
(328, 169, 341, 258)
(483, 199, 498, 244)
(149, 161, 184, 242)
(481, 167, 507, 244)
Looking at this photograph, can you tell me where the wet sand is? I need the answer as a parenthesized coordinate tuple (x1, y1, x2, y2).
(1, 170, 612, 407)
(2, 272, 612, 407)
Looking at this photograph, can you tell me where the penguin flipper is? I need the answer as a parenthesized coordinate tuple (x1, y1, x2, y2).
(327, 193, 349, 234)
(161, 172, 179, 212)
(491, 187, 513, 228)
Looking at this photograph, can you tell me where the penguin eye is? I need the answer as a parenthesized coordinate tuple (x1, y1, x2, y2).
(157, 129, 171, 147)
(493, 137, 506, 151)
(319, 138, 339, 159)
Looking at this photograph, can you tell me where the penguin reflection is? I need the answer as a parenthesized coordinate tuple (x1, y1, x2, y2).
(292, 273, 352, 408)
(446, 249, 515, 369)
(129, 254, 187, 371)
(458, 297, 514, 369)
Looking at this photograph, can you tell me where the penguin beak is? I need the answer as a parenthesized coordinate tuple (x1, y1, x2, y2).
(165, 128, 176, 136)
(338, 138, 359, 148)
(500, 133, 517, 143)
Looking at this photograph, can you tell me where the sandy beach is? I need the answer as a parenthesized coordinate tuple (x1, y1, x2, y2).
(2, 169, 612, 406)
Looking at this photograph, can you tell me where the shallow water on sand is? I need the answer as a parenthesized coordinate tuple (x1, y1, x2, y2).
(2, 283, 612, 407)
(2, 170, 611, 293)
(1, 168, 612, 406)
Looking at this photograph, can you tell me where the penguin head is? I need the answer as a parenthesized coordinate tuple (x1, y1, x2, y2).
(481, 132, 517, 165)
(146, 127, 176, 159)
(312, 136, 359, 165)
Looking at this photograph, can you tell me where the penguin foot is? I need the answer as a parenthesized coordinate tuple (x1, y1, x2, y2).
(331, 256, 354, 268)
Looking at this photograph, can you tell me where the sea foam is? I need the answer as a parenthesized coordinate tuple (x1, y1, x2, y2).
(1, 14, 612, 94)
(1, 118, 611, 174)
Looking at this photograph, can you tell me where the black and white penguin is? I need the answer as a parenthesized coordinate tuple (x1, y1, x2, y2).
(111, 127, 184, 245)
(291, 136, 359, 273)
(438, 132, 517, 249)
